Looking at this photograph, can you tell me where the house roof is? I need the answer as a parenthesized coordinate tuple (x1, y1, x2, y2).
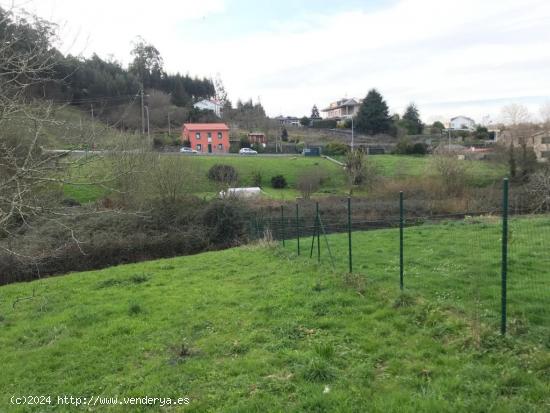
(450, 116, 474, 122)
(321, 98, 361, 112)
(183, 123, 229, 131)
(194, 99, 222, 106)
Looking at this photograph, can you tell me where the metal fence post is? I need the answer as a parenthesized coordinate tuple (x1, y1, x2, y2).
(399, 191, 404, 291)
(348, 197, 352, 273)
(296, 203, 300, 256)
(281, 205, 285, 247)
(501, 178, 509, 335)
(316, 202, 321, 262)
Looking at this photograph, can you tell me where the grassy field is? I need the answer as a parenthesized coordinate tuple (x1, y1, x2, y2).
(62, 154, 506, 204)
(1, 217, 548, 412)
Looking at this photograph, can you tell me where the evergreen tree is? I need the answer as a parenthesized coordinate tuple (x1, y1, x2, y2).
(355, 89, 391, 135)
(281, 126, 288, 142)
(311, 105, 320, 118)
(401, 103, 423, 135)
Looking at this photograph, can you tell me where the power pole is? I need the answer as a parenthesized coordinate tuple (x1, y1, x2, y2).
(90, 104, 95, 137)
(145, 106, 150, 141)
(140, 88, 145, 135)
(351, 116, 354, 150)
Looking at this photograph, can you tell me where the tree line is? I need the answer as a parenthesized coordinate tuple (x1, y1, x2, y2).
(1, 7, 215, 113)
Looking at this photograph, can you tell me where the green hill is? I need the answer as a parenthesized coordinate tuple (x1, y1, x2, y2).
(1, 217, 548, 412)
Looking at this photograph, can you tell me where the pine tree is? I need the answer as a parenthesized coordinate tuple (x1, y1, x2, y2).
(402, 103, 423, 135)
(355, 89, 391, 135)
(281, 126, 288, 142)
(311, 105, 320, 118)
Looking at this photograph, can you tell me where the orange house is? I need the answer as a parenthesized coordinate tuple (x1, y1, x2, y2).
(182, 123, 230, 153)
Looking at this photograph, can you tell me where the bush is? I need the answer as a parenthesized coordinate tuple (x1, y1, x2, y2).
(201, 199, 250, 247)
(296, 169, 326, 199)
(251, 171, 262, 186)
(393, 138, 428, 155)
(312, 119, 337, 129)
(270, 175, 288, 189)
(411, 143, 428, 155)
(432, 155, 467, 196)
(323, 142, 349, 156)
(207, 164, 239, 185)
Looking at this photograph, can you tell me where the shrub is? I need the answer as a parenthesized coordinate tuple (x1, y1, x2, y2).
(270, 175, 288, 189)
(411, 142, 428, 155)
(296, 169, 326, 199)
(323, 142, 349, 156)
(207, 164, 239, 185)
(432, 155, 467, 196)
(251, 171, 262, 186)
(393, 138, 428, 155)
(312, 119, 337, 129)
(201, 199, 251, 247)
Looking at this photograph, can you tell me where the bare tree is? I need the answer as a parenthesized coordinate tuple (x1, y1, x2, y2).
(539, 101, 550, 129)
(344, 149, 379, 195)
(501, 103, 531, 125)
(296, 168, 327, 199)
(527, 167, 550, 211)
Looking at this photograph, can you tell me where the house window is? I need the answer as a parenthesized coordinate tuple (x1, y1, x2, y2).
(542, 137, 550, 144)
(218, 132, 223, 139)
(196, 144, 202, 151)
(218, 144, 223, 150)
(207, 132, 212, 139)
(195, 132, 201, 139)
(541, 151, 550, 159)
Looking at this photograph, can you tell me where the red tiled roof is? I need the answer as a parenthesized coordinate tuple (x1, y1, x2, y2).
(183, 123, 229, 131)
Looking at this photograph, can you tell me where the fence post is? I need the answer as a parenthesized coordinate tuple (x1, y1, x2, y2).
(501, 178, 509, 335)
(316, 202, 321, 262)
(348, 196, 352, 273)
(281, 205, 285, 247)
(296, 203, 300, 256)
(399, 191, 404, 291)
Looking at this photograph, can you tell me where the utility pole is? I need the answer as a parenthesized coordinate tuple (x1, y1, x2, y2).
(145, 106, 150, 142)
(140, 88, 145, 135)
(90, 104, 95, 137)
(351, 116, 354, 150)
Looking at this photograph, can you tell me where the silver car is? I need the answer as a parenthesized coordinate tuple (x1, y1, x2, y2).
(239, 148, 258, 155)
(180, 147, 198, 154)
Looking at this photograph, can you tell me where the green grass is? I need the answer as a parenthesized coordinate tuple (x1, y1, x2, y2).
(0, 217, 548, 412)
(62, 184, 108, 203)
(369, 155, 505, 185)
(188, 155, 346, 195)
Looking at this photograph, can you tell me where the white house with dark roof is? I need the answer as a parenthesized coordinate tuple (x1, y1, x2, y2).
(449, 116, 475, 131)
(193, 99, 223, 117)
(321, 98, 362, 119)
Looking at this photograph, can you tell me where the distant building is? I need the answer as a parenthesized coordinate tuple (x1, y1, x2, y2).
(193, 99, 223, 117)
(497, 130, 550, 162)
(321, 98, 362, 120)
(182, 123, 230, 153)
(275, 116, 300, 126)
(248, 132, 267, 147)
(449, 116, 475, 131)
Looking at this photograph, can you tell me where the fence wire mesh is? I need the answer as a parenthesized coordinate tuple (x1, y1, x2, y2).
(248, 188, 549, 340)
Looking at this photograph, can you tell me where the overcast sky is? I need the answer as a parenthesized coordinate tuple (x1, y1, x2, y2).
(6, 0, 550, 123)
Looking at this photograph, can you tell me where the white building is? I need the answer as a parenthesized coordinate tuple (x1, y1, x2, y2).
(321, 98, 362, 119)
(449, 116, 475, 131)
(193, 99, 223, 117)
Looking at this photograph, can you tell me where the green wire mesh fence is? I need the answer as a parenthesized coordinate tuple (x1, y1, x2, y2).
(247, 179, 549, 340)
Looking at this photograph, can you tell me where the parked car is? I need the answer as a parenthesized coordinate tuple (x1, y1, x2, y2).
(180, 146, 197, 154)
(239, 148, 258, 155)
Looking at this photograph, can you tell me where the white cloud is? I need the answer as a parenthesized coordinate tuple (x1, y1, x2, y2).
(3, 0, 550, 122)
